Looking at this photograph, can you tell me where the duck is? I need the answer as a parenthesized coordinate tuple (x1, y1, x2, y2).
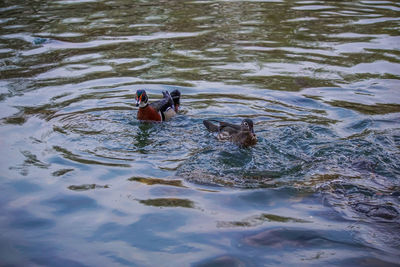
(135, 89, 181, 122)
(203, 118, 257, 148)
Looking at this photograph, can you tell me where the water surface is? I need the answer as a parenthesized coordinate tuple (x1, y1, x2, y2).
(1, 0, 400, 266)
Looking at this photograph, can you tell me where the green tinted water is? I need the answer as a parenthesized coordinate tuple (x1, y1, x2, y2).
(1, 0, 399, 266)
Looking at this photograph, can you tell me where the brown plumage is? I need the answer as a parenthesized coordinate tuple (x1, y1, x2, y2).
(203, 119, 257, 148)
(135, 89, 180, 122)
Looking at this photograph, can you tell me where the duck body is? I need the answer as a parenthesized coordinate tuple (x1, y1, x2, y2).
(137, 104, 162, 121)
(136, 89, 181, 122)
(203, 119, 257, 148)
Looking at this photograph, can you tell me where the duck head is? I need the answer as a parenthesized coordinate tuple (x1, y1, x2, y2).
(135, 90, 148, 108)
(170, 89, 181, 112)
(241, 119, 256, 135)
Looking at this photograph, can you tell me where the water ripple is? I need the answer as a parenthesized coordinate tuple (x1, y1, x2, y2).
(1, 0, 400, 265)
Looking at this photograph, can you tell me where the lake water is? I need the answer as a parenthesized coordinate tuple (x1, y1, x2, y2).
(1, 0, 399, 266)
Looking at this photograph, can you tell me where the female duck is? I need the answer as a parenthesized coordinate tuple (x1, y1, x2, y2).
(203, 118, 257, 148)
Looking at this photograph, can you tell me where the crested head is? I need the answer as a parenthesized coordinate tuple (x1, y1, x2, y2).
(170, 89, 181, 110)
(170, 89, 181, 100)
(135, 89, 148, 107)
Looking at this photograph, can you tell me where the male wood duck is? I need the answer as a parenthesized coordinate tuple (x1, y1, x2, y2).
(203, 118, 257, 148)
(135, 89, 181, 122)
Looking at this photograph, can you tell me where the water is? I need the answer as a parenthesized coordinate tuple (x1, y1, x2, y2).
(1, 0, 399, 266)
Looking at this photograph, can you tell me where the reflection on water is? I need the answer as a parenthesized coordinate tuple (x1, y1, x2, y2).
(139, 198, 195, 209)
(217, 213, 311, 228)
(68, 183, 110, 191)
(1, 0, 400, 265)
(129, 176, 187, 187)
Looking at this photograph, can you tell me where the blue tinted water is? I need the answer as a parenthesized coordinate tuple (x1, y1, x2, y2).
(1, 0, 399, 266)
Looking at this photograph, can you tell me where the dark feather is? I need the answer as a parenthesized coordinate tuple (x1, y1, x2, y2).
(148, 100, 164, 112)
(203, 120, 219, 132)
(203, 119, 257, 148)
(218, 121, 241, 130)
(149, 91, 173, 112)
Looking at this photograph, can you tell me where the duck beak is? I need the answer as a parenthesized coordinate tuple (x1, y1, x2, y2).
(135, 94, 141, 107)
(251, 128, 256, 138)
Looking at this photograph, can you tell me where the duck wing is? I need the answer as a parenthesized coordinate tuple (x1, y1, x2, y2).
(149, 99, 163, 112)
(218, 121, 241, 134)
(149, 91, 174, 112)
(203, 120, 242, 135)
(203, 120, 219, 132)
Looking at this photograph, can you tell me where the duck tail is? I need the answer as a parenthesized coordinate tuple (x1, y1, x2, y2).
(203, 120, 219, 132)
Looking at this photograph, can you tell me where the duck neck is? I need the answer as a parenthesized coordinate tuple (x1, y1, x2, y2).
(138, 102, 148, 108)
